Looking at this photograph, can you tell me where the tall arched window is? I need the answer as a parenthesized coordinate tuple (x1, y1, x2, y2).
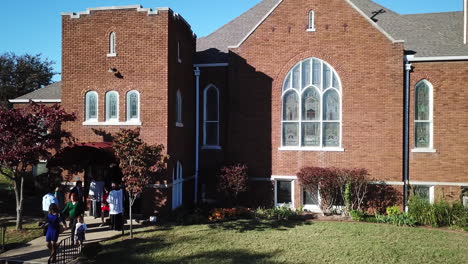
(281, 58, 342, 150)
(307, 10, 315, 31)
(203, 84, 220, 147)
(172, 161, 183, 209)
(105, 91, 119, 122)
(85, 91, 98, 122)
(126, 90, 140, 121)
(414, 80, 434, 150)
(109, 32, 116, 56)
(176, 90, 183, 125)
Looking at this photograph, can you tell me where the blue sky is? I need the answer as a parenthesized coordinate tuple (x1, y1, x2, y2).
(0, 0, 462, 81)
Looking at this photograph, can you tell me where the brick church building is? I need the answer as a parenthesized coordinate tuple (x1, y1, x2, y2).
(10, 0, 468, 215)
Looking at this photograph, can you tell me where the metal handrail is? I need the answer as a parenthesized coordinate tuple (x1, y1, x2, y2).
(48, 235, 82, 264)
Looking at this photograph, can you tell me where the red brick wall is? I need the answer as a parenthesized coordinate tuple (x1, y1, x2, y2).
(410, 61, 468, 184)
(228, 0, 404, 183)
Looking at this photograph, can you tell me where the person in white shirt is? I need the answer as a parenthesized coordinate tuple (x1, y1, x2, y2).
(74, 215, 87, 246)
(88, 176, 105, 218)
(42, 190, 58, 219)
(107, 182, 124, 231)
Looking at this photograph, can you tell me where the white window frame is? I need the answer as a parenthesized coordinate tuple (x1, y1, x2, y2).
(203, 84, 220, 149)
(412, 79, 436, 153)
(280, 58, 343, 152)
(172, 161, 183, 210)
(176, 90, 183, 127)
(307, 10, 316, 32)
(126, 90, 140, 123)
(105, 91, 119, 123)
(107, 32, 117, 57)
(85, 91, 98, 122)
(274, 178, 295, 209)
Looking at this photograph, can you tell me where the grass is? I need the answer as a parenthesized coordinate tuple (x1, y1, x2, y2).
(1, 220, 43, 251)
(85, 219, 468, 264)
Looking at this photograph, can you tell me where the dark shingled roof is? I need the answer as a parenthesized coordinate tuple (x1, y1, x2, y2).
(11, 82, 61, 101)
(196, 0, 468, 63)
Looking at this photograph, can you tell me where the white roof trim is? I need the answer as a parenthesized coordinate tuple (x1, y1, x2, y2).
(9, 99, 61, 103)
(344, 0, 404, 44)
(228, 0, 284, 49)
(408, 56, 468, 62)
(61, 5, 170, 18)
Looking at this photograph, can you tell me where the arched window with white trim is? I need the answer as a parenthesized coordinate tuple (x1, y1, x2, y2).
(307, 10, 315, 31)
(176, 90, 183, 126)
(109, 32, 116, 55)
(414, 80, 434, 150)
(105, 91, 119, 122)
(203, 84, 220, 147)
(172, 161, 183, 209)
(281, 58, 342, 150)
(126, 90, 140, 121)
(85, 91, 98, 122)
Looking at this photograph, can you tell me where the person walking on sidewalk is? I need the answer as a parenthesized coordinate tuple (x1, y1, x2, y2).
(45, 203, 66, 262)
(107, 182, 124, 231)
(62, 193, 84, 244)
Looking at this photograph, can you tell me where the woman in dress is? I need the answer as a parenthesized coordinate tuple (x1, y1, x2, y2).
(46, 203, 66, 260)
(61, 192, 84, 244)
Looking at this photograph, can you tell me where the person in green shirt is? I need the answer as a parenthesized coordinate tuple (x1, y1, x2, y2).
(62, 192, 84, 244)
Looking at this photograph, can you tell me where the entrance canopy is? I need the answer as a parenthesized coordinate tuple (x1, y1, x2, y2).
(47, 142, 116, 171)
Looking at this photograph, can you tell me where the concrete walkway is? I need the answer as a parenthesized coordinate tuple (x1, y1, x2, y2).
(0, 216, 141, 264)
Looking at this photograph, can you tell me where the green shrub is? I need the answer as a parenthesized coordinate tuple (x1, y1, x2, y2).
(254, 206, 299, 221)
(375, 212, 416, 227)
(408, 195, 433, 226)
(350, 210, 366, 221)
(386, 206, 402, 217)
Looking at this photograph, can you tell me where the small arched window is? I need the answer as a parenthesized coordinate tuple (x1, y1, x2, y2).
(109, 32, 116, 56)
(203, 84, 220, 147)
(85, 91, 98, 121)
(105, 91, 119, 121)
(176, 90, 183, 126)
(126, 90, 140, 121)
(307, 10, 315, 31)
(281, 58, 342, 150)
(414, 80, 434, 150)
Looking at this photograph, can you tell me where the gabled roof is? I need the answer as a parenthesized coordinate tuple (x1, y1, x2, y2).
(9, 82, 61, 103)
(196, 0, 468, 63)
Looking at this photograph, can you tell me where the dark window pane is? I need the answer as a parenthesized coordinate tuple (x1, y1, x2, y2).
(130, 93, 138, 119)
(415, 122, 430, 148)
(277, 181, 292, 204)
(323, 122, 340, 147)
(206, 88, 218, 121)
(205, 121, 218, 145)
(303, 189, 318, 205)
(283, 122, 299, 146)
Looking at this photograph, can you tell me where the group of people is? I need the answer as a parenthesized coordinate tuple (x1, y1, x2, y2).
(41, 178, 125, 259)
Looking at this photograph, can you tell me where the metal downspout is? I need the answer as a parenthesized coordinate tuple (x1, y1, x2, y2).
(194, 67, 200, 203)
(403, 57, 412, 211)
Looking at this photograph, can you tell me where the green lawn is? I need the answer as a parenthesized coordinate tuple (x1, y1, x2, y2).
(1, 220, 43, 251)
(89, 220, 468, 264)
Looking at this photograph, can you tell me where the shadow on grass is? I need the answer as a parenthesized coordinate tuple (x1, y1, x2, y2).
(86, 236, 280, 264)
(208, 219, 313, 233)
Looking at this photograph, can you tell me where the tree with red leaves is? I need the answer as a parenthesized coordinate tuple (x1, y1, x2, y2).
(217, 164, 249, 206)
(113, 128, 167, 239)
(0, 102, 75, 230)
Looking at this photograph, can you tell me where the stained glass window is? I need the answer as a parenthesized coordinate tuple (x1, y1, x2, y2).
(414, 80, 433, 149)
(85, 91, 98, 121)
(204, 85, 220, 146)
(281, 58, 342, 148)
(126, 91, 139, 121)
(109, 32, 116, 55)
(106, 91, 118, 121)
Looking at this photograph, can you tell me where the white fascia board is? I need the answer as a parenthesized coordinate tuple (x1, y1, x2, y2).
(61, 6, 170, 18)
(344, 0, 404, 44)
(408, 56, 468, 62)
(193, 63, 229, 68)
(228, 0, 284, 49)
(9, 99, 61, 103)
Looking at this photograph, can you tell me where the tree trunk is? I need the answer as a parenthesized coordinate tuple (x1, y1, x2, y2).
(129, 197, 133, 239)
(14, 175, 24, 230)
